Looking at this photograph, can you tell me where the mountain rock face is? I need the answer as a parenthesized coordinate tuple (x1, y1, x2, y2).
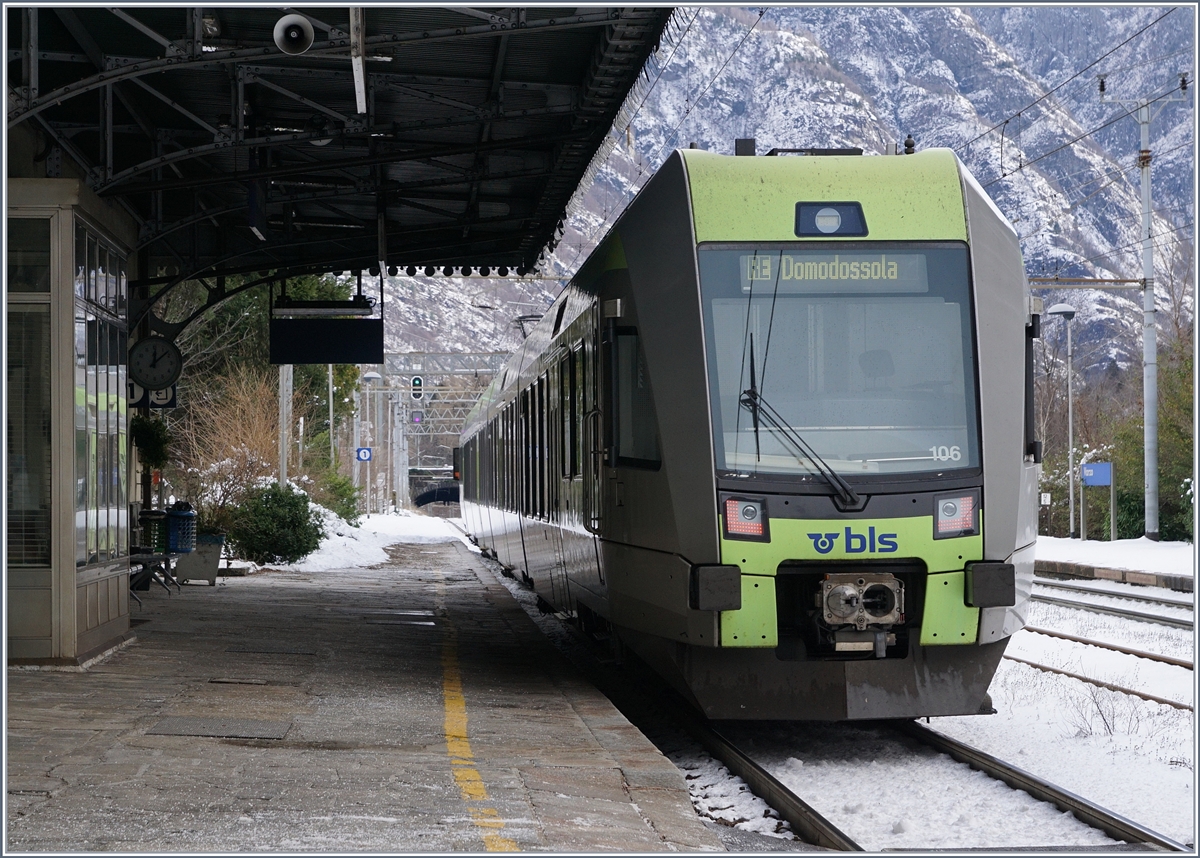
(384, 6, 1193, 372)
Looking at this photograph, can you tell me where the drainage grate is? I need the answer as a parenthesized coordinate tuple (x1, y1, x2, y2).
(147, 717, 291, 739)
(209, 678, 268, 685)
(225, 644, 316, 655)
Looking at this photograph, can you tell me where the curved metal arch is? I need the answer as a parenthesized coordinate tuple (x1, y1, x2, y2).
(136, 164, 553, 251)
(133, 211, 536, 319)
(8, 10, 625, 130)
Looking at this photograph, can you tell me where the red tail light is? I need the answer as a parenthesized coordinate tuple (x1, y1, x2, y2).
(934, 491, 979, 538)
(724, 497, 768, 540)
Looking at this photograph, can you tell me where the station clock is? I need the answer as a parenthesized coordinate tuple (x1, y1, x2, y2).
(128, 337, 184, 390)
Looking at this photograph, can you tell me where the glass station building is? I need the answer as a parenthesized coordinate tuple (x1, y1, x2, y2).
(8, 126, 137, 662)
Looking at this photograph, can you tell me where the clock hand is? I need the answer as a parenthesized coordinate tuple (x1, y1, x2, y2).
(150, 347, 163, 367)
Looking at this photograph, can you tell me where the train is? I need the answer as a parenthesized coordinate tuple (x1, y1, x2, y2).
(459, 146, 1041, 720)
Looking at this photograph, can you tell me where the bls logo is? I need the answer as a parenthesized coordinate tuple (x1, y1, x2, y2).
(807, 526, 898, 555)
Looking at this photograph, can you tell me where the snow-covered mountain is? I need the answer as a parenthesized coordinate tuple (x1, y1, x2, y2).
(382, 6, 1194, 371)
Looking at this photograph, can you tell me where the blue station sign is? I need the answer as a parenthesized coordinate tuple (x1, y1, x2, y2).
(1081, 462, 1112, 487)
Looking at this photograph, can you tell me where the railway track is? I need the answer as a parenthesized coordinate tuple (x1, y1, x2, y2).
(679, 714, 1190, 852)
(489, 556, 1190, 852)
(894, 721, 1190, 852)
(1001, 627, 1193, 712)
(1030, 592, 1194, 630)
(1034, 577, 1194, 609)
(1022, 626, 1193, 670)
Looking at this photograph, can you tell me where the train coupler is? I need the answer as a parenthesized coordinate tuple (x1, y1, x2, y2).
(832, 628, 897, 657)
(819, 572, 905, 629)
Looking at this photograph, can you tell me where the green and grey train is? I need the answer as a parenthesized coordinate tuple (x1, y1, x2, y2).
(460, 148, 1041, 720)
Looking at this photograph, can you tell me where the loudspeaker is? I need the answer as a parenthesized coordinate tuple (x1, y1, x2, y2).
(274, 14, 314, 55)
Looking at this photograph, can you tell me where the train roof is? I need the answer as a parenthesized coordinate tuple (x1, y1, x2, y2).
(680, 148, 969, 244)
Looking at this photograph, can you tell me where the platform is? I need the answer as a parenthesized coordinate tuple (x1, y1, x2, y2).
(6, 539, 722, 852)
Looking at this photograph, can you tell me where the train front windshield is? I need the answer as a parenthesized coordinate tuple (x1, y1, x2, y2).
(698, 243, 980, 480)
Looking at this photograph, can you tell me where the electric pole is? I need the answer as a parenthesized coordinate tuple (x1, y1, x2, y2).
(1099, 72, 1190, 540)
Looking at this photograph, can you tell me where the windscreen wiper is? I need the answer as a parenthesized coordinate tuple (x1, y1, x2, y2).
(738, 387, 862, 509)
(746, 333, 761, 460)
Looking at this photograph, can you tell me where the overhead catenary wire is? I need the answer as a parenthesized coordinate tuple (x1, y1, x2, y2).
(1058, 138, 1193, 198)
(563, 8, 767, 275)
(982, 79, 1191, 189)
(961, 8, 1177, 151)
(1069, 220, 1194, 268)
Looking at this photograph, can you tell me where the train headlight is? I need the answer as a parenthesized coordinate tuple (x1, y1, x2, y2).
(934, 490, 980, 538)
(723, 497, 770, 541)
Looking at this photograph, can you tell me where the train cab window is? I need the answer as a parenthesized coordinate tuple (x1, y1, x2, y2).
(609, 328, 661, 468)
(698, 243, 980, 480)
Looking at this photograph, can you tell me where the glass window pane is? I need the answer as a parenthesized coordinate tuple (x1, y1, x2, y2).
(116, 254, 128, 316)
(7, 219, 51, 293)
(76, 308, 89, 566)
(87, 234, 98, 305)
(117, 328, 128, 558)
(75, 221, 87, 298)
(6, 305, 52, 565)
(86, 313, 98, 563)
(97, 245, 109, 314)
(699, 244, 979, 478)
(97, 323, 110, 560)
(615, 332, 660, 465)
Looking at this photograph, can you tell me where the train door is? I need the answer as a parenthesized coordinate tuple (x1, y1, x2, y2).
(582, 305, 604, 541)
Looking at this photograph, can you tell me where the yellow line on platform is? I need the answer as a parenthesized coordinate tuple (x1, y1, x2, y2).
(439, 579, 519, 852)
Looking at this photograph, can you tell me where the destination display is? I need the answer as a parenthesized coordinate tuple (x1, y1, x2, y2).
(740, 251, 929, 293)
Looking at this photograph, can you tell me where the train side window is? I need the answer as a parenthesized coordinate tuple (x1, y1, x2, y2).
(569, 347, 580, 478)
(521, 389, 531, 516)
(610, 327, 661, 469)
(578, 343, 588, 477)
(559, 354, 572, 478)
(536, 375, 547, 518)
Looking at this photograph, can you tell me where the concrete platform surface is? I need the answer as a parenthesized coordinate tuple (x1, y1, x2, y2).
(6, 539, 724, 852)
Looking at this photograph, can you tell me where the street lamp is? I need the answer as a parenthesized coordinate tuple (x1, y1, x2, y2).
(1048, 304, 1077, 538)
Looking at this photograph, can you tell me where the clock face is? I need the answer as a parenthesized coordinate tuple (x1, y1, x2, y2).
(128, 337, 183, 390)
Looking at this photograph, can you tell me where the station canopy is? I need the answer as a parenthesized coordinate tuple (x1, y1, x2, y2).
(7, 7, 672, 289)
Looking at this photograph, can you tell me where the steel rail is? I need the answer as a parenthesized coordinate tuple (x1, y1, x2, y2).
(896, 720, 1190, 851)
(1031, 594, 1193, 630)
(676, 717, 863, 851)
(1002, 655, 1193, 711)
(1034, 577, 1194, 609)
(1023, 625, 1193, 669)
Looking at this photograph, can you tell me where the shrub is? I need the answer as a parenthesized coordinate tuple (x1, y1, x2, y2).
(308, 469, 361, 526)
(229, 483, 324, 564)
(130, 414, 171, 470)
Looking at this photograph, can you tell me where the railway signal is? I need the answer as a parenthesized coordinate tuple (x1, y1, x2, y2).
(411, 376, 423, 400)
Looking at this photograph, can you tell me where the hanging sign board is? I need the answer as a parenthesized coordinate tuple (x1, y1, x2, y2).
(128, 382, 177, 409)
(269, 318, 384, 365)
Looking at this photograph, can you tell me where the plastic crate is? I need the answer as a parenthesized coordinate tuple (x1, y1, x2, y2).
(166, 502, 197, 554)
(138, 510, 169, 554)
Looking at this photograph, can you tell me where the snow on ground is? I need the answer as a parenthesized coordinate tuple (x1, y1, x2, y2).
(1026, 598, 1194, 663)
(1005, 627, 1194, 706)
(930, 659, 1195, 846)
(257, 512, 1196, 847)
(270, 509, 476, 572)
(1037, 535, 1195, 578)
(724, 721, 1119, 851)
